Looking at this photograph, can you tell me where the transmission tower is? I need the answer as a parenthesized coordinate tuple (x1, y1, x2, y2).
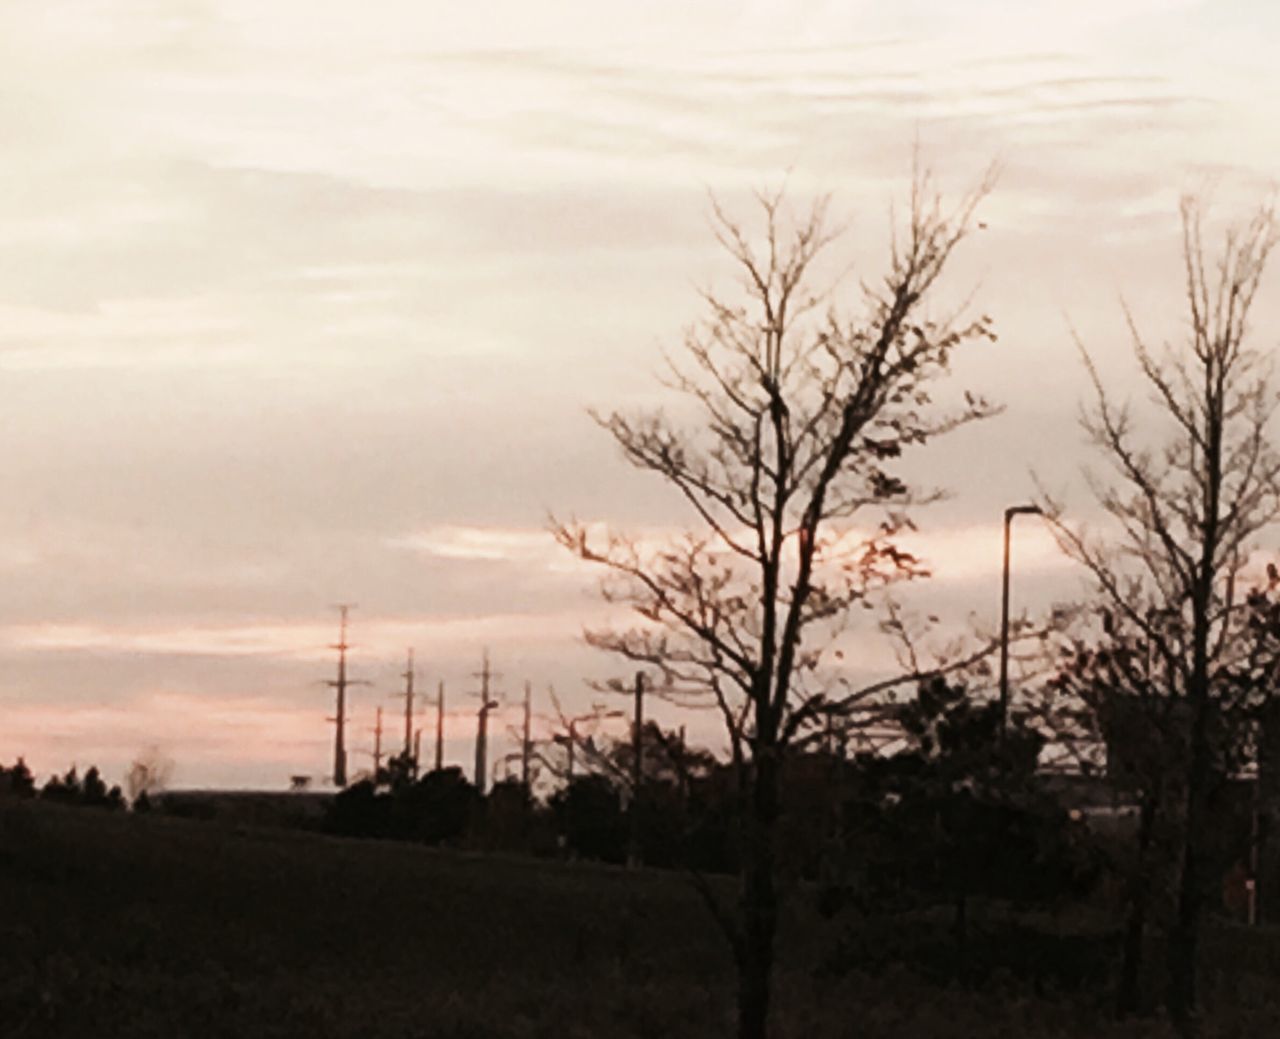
(397, 648, 417, 776)
(325, 604, 364, 788)
(371, 705, 385, 781)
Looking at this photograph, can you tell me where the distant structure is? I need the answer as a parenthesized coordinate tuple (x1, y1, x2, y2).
(325, 604, 361, 788)
(472, 649, 501, 795)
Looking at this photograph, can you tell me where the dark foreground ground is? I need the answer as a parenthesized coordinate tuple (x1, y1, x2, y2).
(2, 801, 1279, 1038)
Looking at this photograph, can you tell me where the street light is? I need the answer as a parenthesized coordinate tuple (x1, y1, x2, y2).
(999, 503, 1043, 742)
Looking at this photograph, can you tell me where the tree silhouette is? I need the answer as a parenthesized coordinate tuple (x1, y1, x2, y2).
(126, 746, 175, 803)
(556, 164, 999, 1039)
(1046, 196, 1280, 1026)
(0, 758, 35, 798)
(1046, 611, 1192, 1015)
(895, 679, 1084, 940)
(549, 774, 627, 863)
(34, 763, 124, 810)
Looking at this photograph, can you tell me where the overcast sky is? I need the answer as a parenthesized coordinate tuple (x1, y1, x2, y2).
(2, 1, 1278, 789)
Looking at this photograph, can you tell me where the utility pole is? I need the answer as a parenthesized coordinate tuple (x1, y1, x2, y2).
(371, 705, 384, 781)
(413, 728, 422, 778)
(628, 670, 645, 868)
(325, 604, 359, 788)
(434, 679, 445, 773)
(521, 680, 533, 791)
(472, 650, 501, 795)
(399, 648, 416, 773)
(999, 504, 1042, 747)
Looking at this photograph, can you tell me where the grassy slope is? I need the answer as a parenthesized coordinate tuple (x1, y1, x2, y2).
(1, 802, 734, 1039)
(1, 801, 1277, 1038)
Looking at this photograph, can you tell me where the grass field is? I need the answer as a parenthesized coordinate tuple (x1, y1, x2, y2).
(2, 801, 1278, 1038)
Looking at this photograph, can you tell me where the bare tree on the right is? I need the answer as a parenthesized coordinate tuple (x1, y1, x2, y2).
(557, 163, 1002, 1039)
(1046, 196, 1280, 1028)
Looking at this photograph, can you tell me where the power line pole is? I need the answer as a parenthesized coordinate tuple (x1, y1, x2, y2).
(325, 604, 358, 788)
(999, 503, 1042, 750)
(472, 649, 501, 795)
(398, 648, 416, 770)
(434, 679, 445, 773)
(521, 680, 533, 791)
(371, 705, 384, 781)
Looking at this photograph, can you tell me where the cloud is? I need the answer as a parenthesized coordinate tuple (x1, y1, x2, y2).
(392, 526, 562, 564)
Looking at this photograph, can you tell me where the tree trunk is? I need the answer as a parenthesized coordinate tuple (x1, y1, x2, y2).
(1167, 821, 1203, 1030)
(1168, 793, 1210, 1031)
(738, 752, 779, 1039)
(1168, 697, 1213, 1029)
(737, 905, 775, 1039)
(953, 891, 968, 984)
(1117, 792, 1157, 1017)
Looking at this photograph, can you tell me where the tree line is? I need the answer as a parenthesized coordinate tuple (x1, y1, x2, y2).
(0, 759, 126, 809)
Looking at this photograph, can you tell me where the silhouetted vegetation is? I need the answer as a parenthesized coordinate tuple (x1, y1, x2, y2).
(0, 758, 36, 798)
(555, 166, 1005, 1039)
(836, 679, 1097, 923)
(1042, 197, 1280, 1029)
(36, 764, 125, 810)
(326, 766, 479, 844)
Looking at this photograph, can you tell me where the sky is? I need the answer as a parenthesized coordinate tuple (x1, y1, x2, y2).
(2, 0, 1279, 789)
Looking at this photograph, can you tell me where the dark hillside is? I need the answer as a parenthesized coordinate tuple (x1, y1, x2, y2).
(3, 801, 1279, 1037)
(0, 800, 731, 1038)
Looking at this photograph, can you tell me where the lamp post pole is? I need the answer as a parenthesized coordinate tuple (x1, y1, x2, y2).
(999, 504, 1043, 745)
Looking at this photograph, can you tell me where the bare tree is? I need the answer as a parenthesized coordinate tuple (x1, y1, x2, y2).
(555, 165, 999, 1039)
(1045, 196, 1280, 1026)
(125, 745, 175, 803)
